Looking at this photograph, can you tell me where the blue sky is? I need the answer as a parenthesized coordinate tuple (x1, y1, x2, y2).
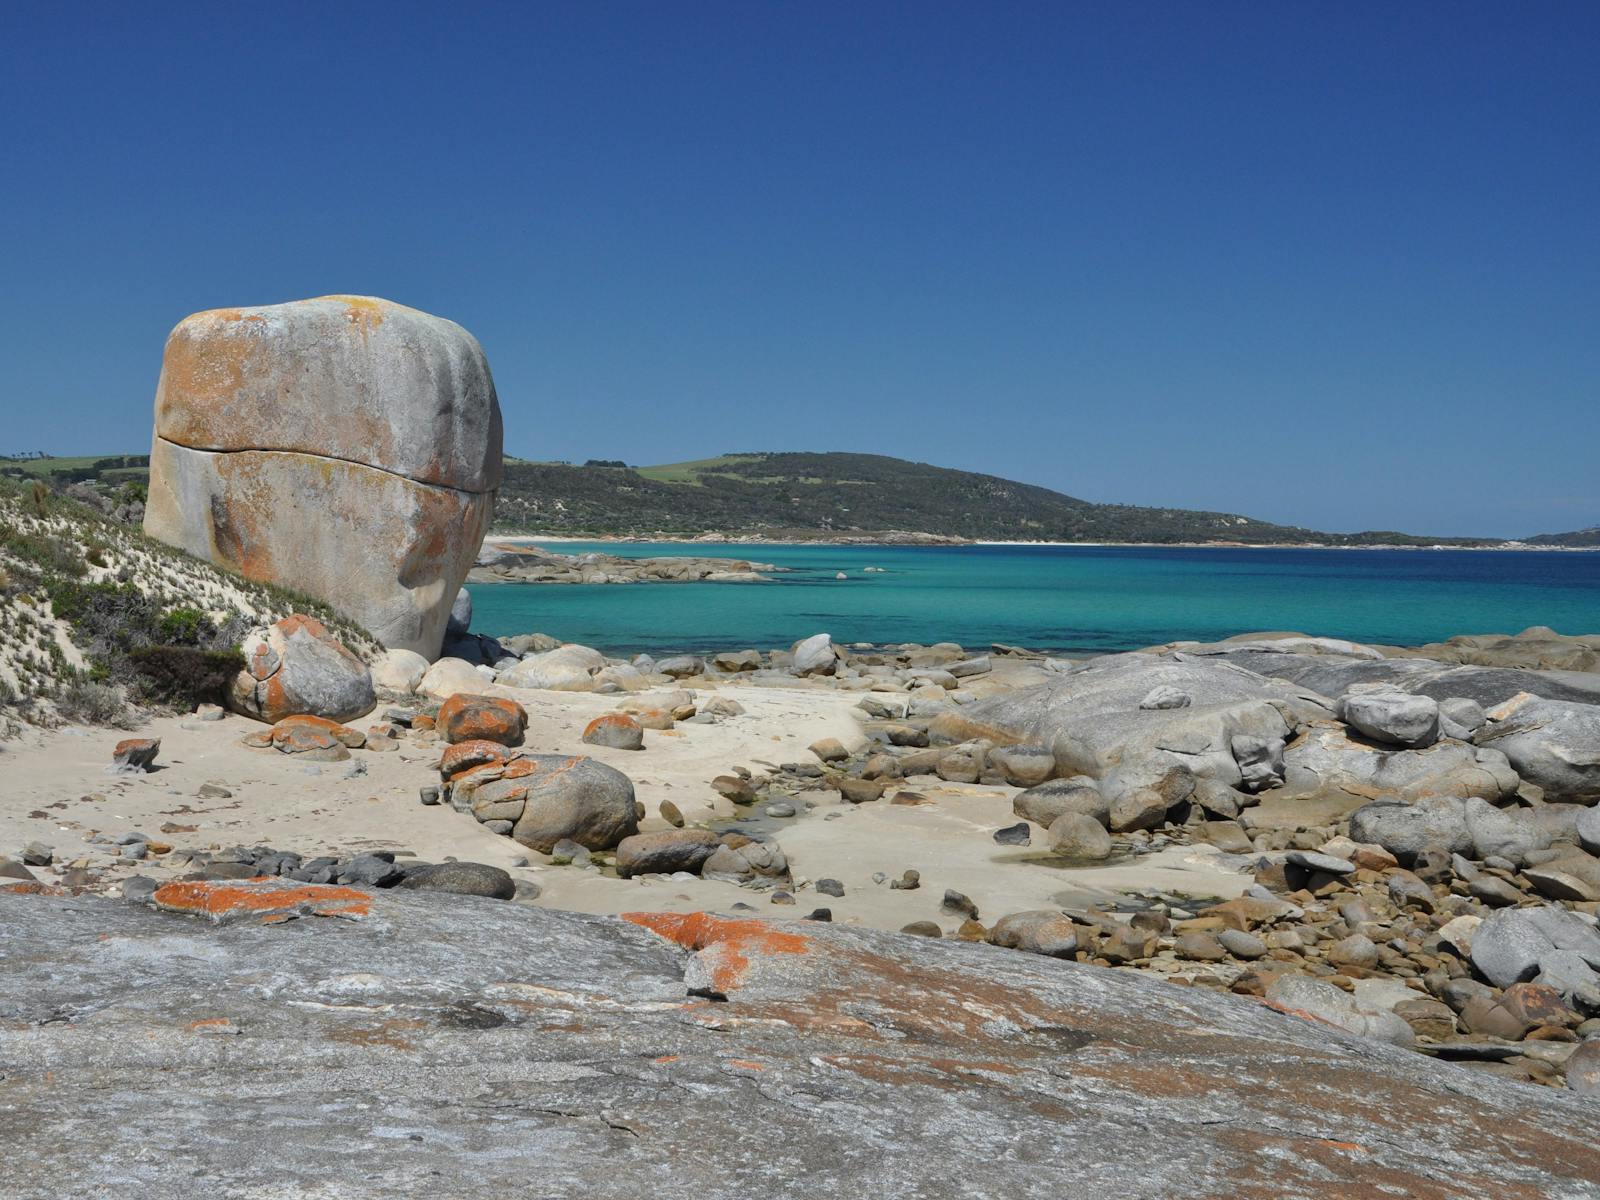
(3, 2, 1595, 537)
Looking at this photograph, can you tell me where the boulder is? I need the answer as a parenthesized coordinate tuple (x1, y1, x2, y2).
(987, 911, 1079, 958)
(1283, 727, 1519, 802)
(227, 615, 375, 724)
(1578, 804, 1600, 856)
(417, 657, 491, 700)
(446, 588, 473, 639)
(396, 861, 514, 900)
(656, 655, 706, 679)
(454, 755, 638, 853)
(1470, 904, 1600, 989)
(1013, 779, 1107, 828)
(614, 830, 722, 878)
(1339, 687, 1439, 748)
(1476, 693, 1600, 801)
(583, 714, 645, 751)
(437, 693, 527, 746)
(1262, 975, 1414, 1047)
(711, 650, 762, 673)
(499, 645, 604, 691)
(1347, 797, 1471, 863)
(371, 648, 429, 694)
(791, 633, 837, 676)
(144, 296, 500, 658)
(702, 840, 790, 884)
(1047, 813, 1113, 859)
(941, 655, 1317, 790)
(988, 744, 1056, 787)
(1230, 734, 1285, 791)
(1438, 697, 1487, 741)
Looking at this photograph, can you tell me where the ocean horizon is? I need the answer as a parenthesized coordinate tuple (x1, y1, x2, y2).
(466, 541, 1600, 657)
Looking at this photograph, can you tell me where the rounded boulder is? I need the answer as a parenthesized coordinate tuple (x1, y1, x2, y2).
(227, 614, 375, 724)
(437, 693, 527, 746)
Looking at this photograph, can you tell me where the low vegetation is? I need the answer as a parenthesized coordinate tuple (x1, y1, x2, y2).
(0, 474, 377, 728)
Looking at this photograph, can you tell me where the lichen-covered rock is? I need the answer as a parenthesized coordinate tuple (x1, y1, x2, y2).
(143, 296, 501, 658)
(110, 738, 159, 772)
(227, 614, 375, 724)
(451, 754, 637, 853)
(3, 890, 1600, 1197)
(436, 693, 526, 746)
(582, 713, 645, 751)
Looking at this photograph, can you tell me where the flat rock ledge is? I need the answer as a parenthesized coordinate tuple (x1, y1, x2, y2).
(1, 886, 1597, 1198)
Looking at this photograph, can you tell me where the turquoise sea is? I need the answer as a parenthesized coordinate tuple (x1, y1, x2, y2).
(466, 543, 1600, 657)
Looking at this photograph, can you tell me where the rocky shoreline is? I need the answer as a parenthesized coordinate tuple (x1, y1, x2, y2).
(8, 618, 1600, 1100)
(469, 540, 781, 584)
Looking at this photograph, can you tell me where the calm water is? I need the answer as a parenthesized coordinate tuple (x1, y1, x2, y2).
(466, 543, 1600, 657)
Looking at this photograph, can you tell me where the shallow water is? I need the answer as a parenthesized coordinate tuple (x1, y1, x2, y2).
(467, 542, 1600, 656)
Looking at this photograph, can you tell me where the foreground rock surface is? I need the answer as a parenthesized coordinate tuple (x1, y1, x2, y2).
(144, 295, 502, 657)
(0, 888, 1597, 1199)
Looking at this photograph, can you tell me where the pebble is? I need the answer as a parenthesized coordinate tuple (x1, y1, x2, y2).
(764, 802, 796, 818)
(816, 878, 845, 897)
(890, 870, 921, 891)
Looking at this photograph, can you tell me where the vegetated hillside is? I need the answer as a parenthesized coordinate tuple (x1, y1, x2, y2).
(496, 451, 1487, 545)
(1524, 526, 1600, 548)
(0, 475, 378, 731)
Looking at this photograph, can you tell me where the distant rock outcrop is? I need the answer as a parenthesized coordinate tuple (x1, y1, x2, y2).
(143, 295, 502, 658)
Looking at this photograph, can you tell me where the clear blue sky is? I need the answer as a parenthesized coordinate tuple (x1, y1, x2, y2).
(3, 2, 1596, 537)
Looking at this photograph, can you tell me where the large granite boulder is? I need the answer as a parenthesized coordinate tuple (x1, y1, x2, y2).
(2, 888, 1598, 1197)
(144, 296, 501, 658)
(1282, 726, 1519, 802)
(227, 614, 375, 724)
(937, 656, 1317, 788)
(1476, 692, 1600, 801)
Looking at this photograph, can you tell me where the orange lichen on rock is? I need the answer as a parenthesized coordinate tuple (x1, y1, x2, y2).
(152, 879, 371, 924)
(437, 693, 527, 746)
(622, 911, 810, 995)
(439, 739, 511, 780)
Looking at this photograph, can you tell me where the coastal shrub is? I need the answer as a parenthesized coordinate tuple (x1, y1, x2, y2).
(128, 645, 244, 708)
(28, 480, 49, 518)
(55, 677, 136, 728)
(157, 606, 211, 645)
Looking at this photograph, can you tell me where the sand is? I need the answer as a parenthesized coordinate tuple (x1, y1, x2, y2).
(0, 681, 1249, 930)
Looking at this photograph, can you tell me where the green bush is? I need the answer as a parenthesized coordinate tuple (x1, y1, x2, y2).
(158, 607, 212, 645)
(128, 645, 245, 708)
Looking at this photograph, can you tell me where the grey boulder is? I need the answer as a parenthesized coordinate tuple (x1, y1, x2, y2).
(1476, 692, 1600, 801)
(1339, 687, 1439, 748)
(615, 830, 723, 878)
(396, 861, 515, 900)
(1470, 904, 1600, 989)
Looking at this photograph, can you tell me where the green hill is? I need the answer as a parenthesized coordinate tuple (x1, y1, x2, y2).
(17, 448, 1496, 545)
(495, 451, 1487, 546)
(1524, 526, 1600, 548)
